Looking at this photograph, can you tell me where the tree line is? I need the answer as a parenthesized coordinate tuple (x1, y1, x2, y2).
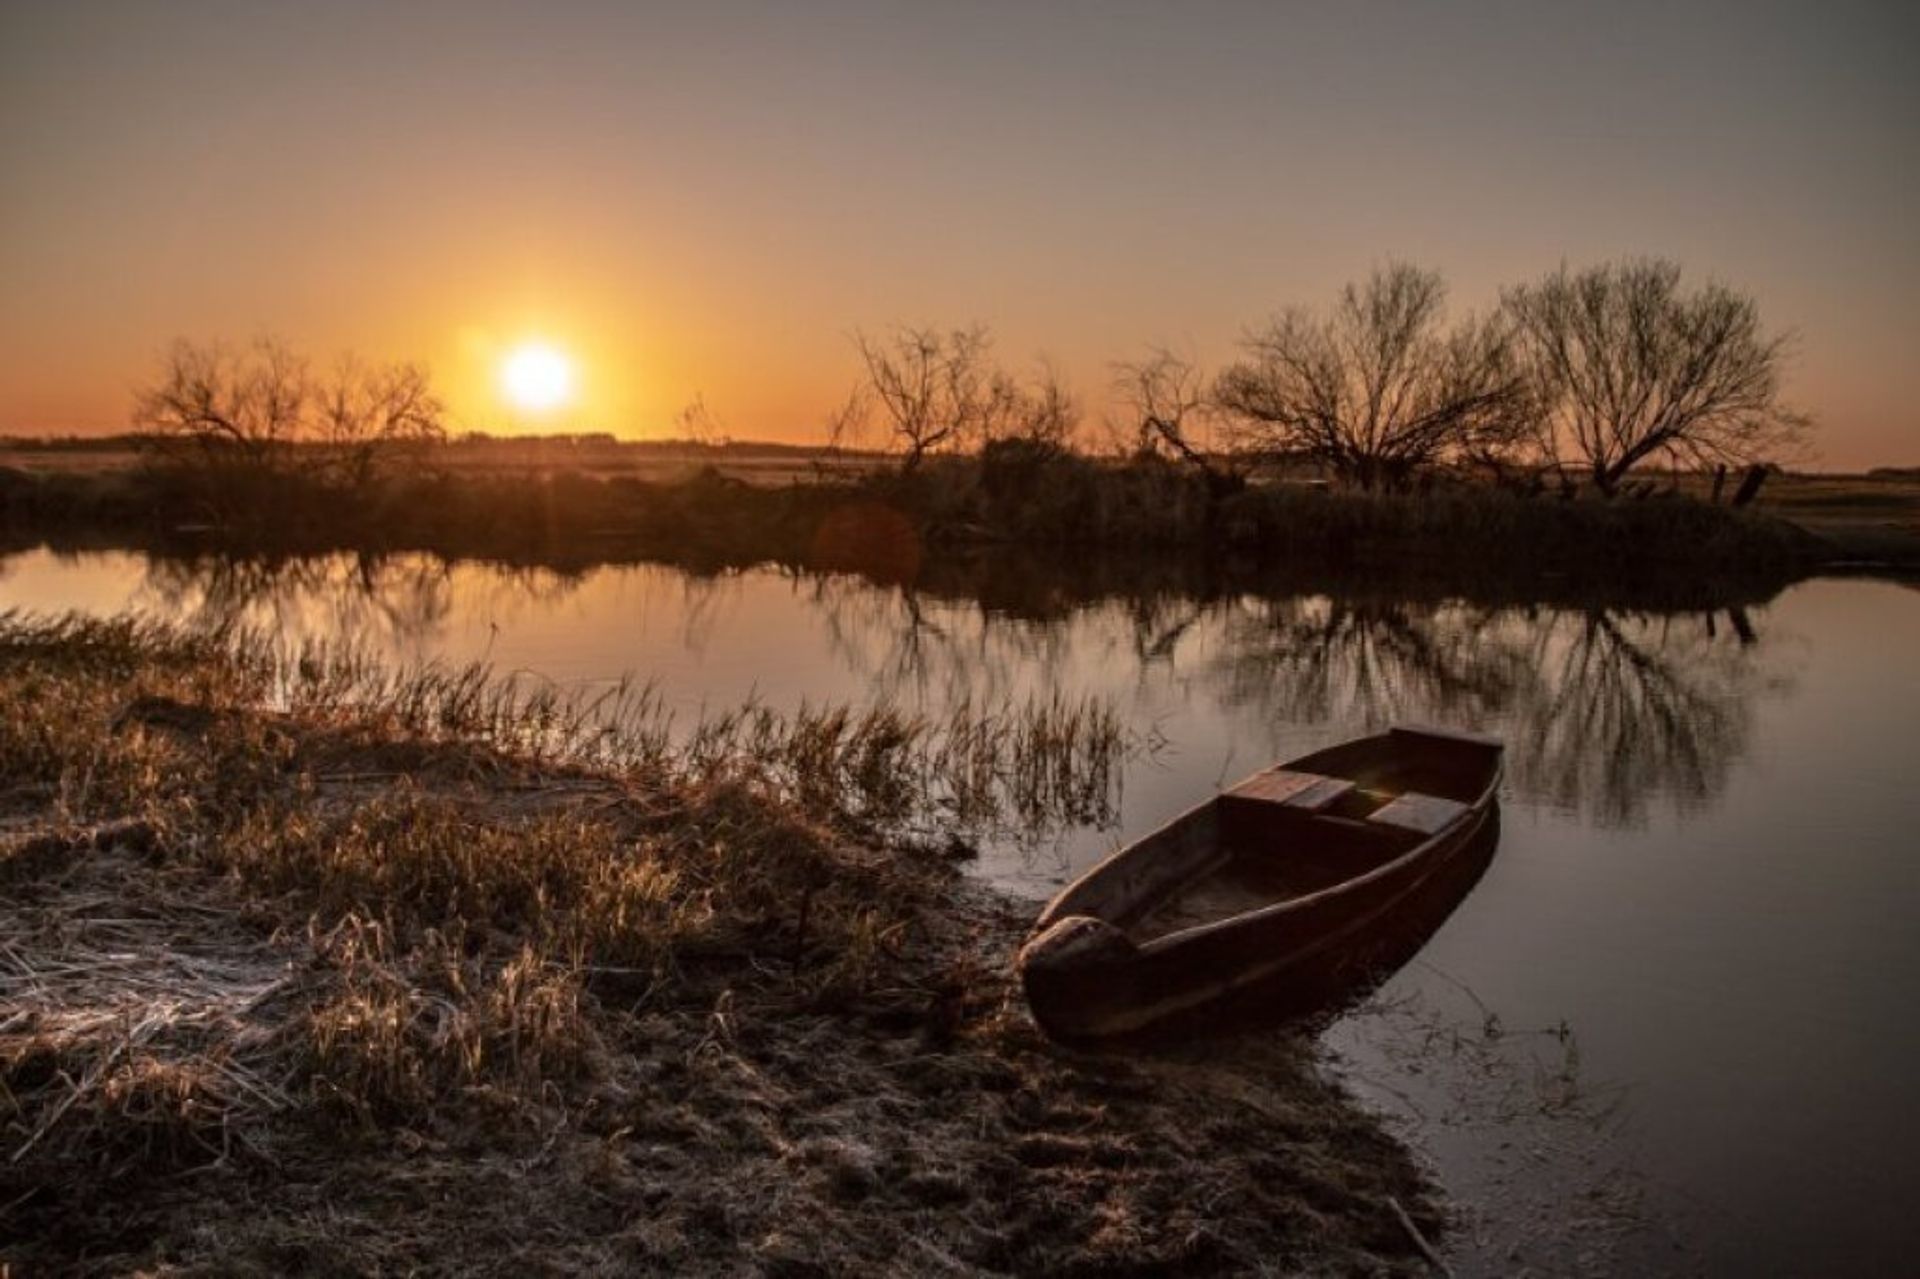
(838, 257, 1806, 496)
(135, 256, 1805, 503)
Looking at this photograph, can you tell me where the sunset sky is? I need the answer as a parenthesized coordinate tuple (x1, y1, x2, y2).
(2, 1, 1914, 468)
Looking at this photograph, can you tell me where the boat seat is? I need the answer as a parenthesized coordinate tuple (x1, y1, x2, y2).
(1224, 768, 1354, 812)
(1367, 791, 1470, 836)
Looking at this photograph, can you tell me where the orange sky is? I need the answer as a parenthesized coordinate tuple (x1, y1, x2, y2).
(2, 2, 1915, 468)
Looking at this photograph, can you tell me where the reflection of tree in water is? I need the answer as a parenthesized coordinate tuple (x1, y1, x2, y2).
(138, 553, 458, 653)
(1507, 607, 1774, 824)
(135, 553, 770, 677)
(462, 562, 594, 615)
(1195, 596, 1784, 825)
(1203, 598, 1537, 729)
(805, 569, 1789, 827)
(130, 549, 1791, 827)
(449, 561, 738, 663)
(808, 574, 1075, 710)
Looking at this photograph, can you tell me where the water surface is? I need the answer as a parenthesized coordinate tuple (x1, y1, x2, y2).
(4, 546, 1914, 1274)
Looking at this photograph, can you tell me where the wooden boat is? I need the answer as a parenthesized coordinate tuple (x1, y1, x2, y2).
(1017, 725, 1503, 1041)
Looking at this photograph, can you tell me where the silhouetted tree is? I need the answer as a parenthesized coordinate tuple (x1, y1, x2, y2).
(849, 325, 999, 470)
(136, 339, 444, 508)
(1213, 265, 1531, 489)
(1503, 259, 1806, 495)
(136, 338, 309, 482)
(1111, 347, 1215, 467)
(1003, 359, 1080, 452)
(846, 325, 1077, 469)
(313, 354, 444, 488)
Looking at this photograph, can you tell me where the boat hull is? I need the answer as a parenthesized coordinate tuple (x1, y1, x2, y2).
(1018, 727, 1503, 1041)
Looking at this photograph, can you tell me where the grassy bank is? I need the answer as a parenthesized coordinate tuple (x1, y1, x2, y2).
(0, 445, 1828, 579)
(1, 614, 1441, 1275)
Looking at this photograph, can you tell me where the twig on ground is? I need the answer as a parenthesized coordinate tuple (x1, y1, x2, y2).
(1389, 1195, 1452, 1276)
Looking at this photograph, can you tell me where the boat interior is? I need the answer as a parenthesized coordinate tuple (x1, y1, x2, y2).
(1118, 729, 1499, 944)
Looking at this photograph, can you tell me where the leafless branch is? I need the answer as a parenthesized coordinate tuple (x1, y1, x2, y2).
(1213, 265, 1532, 489)
(1503, 259, 1808, 495)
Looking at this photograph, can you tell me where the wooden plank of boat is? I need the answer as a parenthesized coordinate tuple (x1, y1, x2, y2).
(1368, 792, 1470, 836)
(1223, 768, 1354, 811)
(1017, 725, 1503, 1040)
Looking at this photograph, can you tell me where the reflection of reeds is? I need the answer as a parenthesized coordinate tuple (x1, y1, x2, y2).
(276, 635, 1130, 839)
(0, 609, 1131, 852)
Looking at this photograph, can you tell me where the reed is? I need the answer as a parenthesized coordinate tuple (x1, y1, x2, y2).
(0, 610, 1129, 1164)
(0, 609, 1443, 1275)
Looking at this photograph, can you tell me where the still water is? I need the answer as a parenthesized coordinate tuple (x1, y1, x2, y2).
(4, 547, 1915, 1275)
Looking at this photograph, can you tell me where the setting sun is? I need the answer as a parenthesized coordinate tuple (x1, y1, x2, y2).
(500, 343, 575, 413)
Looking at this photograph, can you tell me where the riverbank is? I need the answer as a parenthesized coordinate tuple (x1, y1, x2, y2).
(1, 614, 1442, 1275)
(0, 445, 1836, 580)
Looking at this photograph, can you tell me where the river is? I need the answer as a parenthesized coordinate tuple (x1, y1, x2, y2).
(4, 545, 1914, 1275)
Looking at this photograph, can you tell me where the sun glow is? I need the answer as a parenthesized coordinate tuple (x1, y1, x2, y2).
(500, 342, 575, 413)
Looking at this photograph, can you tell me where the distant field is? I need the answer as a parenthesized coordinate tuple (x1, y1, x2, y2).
(0, 437, 888, 488)
(0, 445, 143, 475)
(1742, 472, 1920, 564)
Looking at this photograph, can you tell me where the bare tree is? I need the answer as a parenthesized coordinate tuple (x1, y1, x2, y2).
(1213, 264, 1531, 490)
(850, 325, 990, 470)
(136, 338, 311, 479)
(138, 338, 444, 493)
(1111, 347, 1215, 467)
(134, 339, 445, 524)
(999, 358, 1080, 452)
(1503, 259, 1807, 495)
(847, 325, 1079, 468)
(819, 385, 868, 453)
(314, 355, 445, 488)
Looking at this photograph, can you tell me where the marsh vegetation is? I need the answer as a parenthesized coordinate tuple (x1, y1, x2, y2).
(0, 612, 1459, 1274)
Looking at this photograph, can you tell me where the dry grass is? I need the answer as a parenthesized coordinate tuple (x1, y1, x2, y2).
(1, 611, 1441, 1275)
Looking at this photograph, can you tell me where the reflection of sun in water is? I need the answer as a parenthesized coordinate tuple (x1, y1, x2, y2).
(501, 343, 574, 412)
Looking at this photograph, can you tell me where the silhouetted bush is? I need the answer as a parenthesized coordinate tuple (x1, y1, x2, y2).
(1, 452, 1822, 580)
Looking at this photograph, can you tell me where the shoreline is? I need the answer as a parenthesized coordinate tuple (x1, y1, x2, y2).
(1, 450, 1847, 579)
(2, 615, 1444, 1275)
